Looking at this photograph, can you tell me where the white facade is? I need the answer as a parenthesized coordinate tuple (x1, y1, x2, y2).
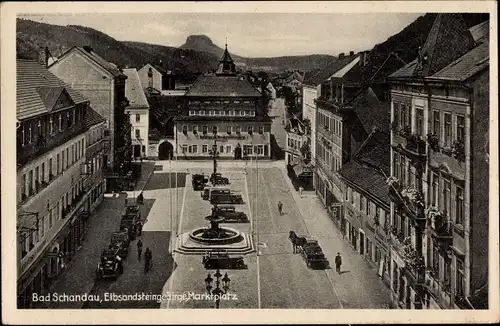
(138, 64, 163, 91)
(302, 85, 318, 165)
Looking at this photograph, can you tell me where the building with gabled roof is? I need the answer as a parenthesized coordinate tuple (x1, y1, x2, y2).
(16, 59, 105, 308)
(173, 44, 272, 160)
(123, 68, 150, 158)
(48, 46, 133, 190)
(387, 15, 489, 310)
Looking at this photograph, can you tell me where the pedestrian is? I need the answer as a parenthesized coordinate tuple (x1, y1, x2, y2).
(277, 201, 283, 215)
(299, 186, 304, 197)
(335, 252, 342, 274)
(144, 247, 152, 272)
(137, 239, 143, 261)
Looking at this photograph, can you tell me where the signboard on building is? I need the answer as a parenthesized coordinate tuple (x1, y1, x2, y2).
(198, 134, 246, 141)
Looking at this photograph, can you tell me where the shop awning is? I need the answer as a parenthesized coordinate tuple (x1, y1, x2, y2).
(293, 162, 314, 177)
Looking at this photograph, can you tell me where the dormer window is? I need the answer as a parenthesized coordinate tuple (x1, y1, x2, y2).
(49, 116, 53, 134)
(182, 125, 188, 134)
(248, 126, 253, 134)
(21, 128, 25, 146)
(28, 122, 32, 143)
(58, 114, 62, 131)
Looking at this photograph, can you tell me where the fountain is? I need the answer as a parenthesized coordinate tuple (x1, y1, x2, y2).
(174, 138, 255, 255)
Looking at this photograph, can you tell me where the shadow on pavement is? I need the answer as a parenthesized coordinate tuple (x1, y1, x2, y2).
(139, 198, 156, 225)
(143, 172, 187, 191)
(82, 231, 176, 309)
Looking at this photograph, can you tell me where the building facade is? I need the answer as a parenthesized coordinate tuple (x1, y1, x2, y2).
(16, 60, 96, 308)
(174, 45, 272, 160)
(48, 46, 132, 189)
(123, 68, 150, 158)
(387, 14, 489, 309)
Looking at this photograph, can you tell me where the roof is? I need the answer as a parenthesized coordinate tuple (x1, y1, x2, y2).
(302, 56, 360, 86)
(350, 87, 391, 134)
(220, 46, 234, 63)
(469, 20, 489, 44)
(123, 68, 150, 109)
(331, 56, 361, 78)
(338, 130, 391, 206)
(84, 106, 106, 128)
(389, 14, 476, 79)
(52, 46, 126, 78)
(429, 42, 489, 81)
(173, 115, 272, 123)
(17, 59, 88, 120)
(185, 76, 262, 97)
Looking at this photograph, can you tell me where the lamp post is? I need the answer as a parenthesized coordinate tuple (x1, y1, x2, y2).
(208, 136, 218, 176)
(204, 269, 230, 309)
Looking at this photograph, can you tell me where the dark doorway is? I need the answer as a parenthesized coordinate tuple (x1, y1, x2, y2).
(234, 145, 242, 159)
(158, 141, 174, 160)
(133, 145, 141, 158)
(359, 232, 365, 255)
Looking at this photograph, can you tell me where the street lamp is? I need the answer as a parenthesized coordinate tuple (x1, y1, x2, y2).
(204, 269, 231, 309)
(208, 137, 219, 176)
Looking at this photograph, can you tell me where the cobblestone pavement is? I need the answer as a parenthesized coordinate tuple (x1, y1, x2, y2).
(38, 163, 157, 309)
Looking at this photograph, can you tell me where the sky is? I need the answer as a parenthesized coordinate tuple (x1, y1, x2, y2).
(21, 13, 424, 57)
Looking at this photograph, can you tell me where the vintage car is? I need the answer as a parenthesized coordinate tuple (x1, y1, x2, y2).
(95, 248, 124, 280)
(212, 205, 248, 223)
(202, 251, 246, 269)
(120, 216, 142, 240)
(201, 186, 231, 200)
(210, 193, 244, 205)
(123, 203, 141, 219)
(210, 173, 229, 185)
(192, 174, 209, 191)
(109, 231, 130, 258)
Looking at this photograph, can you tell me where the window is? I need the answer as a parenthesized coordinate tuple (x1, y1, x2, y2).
(136, 114, 140, 122)
(345, 186, 349, 201)
(219, 145, 224, 154)
(416, 108, 424, 136)
(200, 110, 206, 116)
(400, 155, 406, 187)
(246, 145, 253, 155)
(394, 103, 400, 127)
(182, 125, 188, 134)
(66, 148, 69, 167)
(393, 153, 400, 179)
(444, 258, 451, 290)
(351, 190, 355, 205)
(27, 170, 33, 195)
(245, 110, 252, 116)
(456, 185, 464, 225)
(457, 115, 465, 142)
(49, 158, 53, 178)
(400, 104, 407, 128)
(58, 114, 62, 131)
(230, 110, 235, 116)
(142, 145, 146, 153)
(456, 260, 464, 296)
(202, 126, 208, 135)
(49, 116, 53, 134)
(212, 126, 218, 134)
(433, 111, 440, 140)
(234, 101, 240, 104)
(181, 145, 188, 154)
(226, 145, 232, 153)
(366, 199, 371, 216)
(202, 145, 208, 153)
(259, 126, 264, 134)
(136, 129, 141, 139)
(210, 110, 215, 116)
(28, 122, 32, 143)
(360, 195, 365, 212)
(61, 150, 65, 171)
(433, 245, 440, 278)
(227, 126, 232, 134)
(444, 113, 452, 147)
(191, 145, 198, 154)
(257, 145, 264, 155)
(235, 126, 241, 134)
(432, 172, 439, 207)
(248, 126, 253, 134)
(193, 126, 198, 134)
(443, 179, 451, 217)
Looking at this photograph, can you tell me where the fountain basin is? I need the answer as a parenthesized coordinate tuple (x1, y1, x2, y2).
(189, 226, 243, 245)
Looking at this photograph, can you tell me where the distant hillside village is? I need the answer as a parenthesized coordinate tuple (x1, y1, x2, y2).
(16, 13, 489, 310)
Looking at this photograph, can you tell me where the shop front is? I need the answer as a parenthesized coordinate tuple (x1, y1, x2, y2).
(344, 204, 361, 252)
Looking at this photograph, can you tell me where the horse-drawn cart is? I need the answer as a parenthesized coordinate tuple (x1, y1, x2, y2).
(288, 231, 330, 269)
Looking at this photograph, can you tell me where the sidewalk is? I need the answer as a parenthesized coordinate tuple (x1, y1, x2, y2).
(124, 162, 156, 199)
(278, 166, 392, 308)
(40, 162, 156, 309)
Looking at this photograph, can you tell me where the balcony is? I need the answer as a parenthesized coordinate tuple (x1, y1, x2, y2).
(425, 207, 453, 249)
(405, 134, 427, 156)
(17, 123, 86, 167)
(387, 180, 426, 223)
(424, 270, 453, 308)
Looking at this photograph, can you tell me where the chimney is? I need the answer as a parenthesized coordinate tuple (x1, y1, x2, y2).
(350, 51, 354, 57)
(148, 67, 153, 88)
(338, 53, 345, 59)
(364, 51, 370, 66)
(38, 47, 49, 68)
(83, 45, 93, 53)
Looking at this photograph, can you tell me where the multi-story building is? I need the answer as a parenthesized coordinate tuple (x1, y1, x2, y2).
(337, 129, 392, 285)
(174, 45, 272, 160)
(16, 60, 93, 308)
(123, 68, 150, 159)
(48, 46, 132, 190)
(138, 62, 177, 93)
(387, 14, 489, 309)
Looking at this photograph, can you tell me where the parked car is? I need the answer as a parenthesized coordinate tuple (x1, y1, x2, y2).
(202, 251, 246, 269)
(192, 174, 209, 190)
(210, 173, 229, 185)
(96, 248, 124, 280)
(212, 205, 248, 223)
(201, 186, 231, 200)
(109, 231, 130, 259)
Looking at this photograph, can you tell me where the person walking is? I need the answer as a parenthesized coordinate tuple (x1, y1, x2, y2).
(298, 186, 304, 197)
(137, 239, 143, 261)
(335, 252, 342, 274)
(277, 201, 283, 215)
(144, 247, 152, 272)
